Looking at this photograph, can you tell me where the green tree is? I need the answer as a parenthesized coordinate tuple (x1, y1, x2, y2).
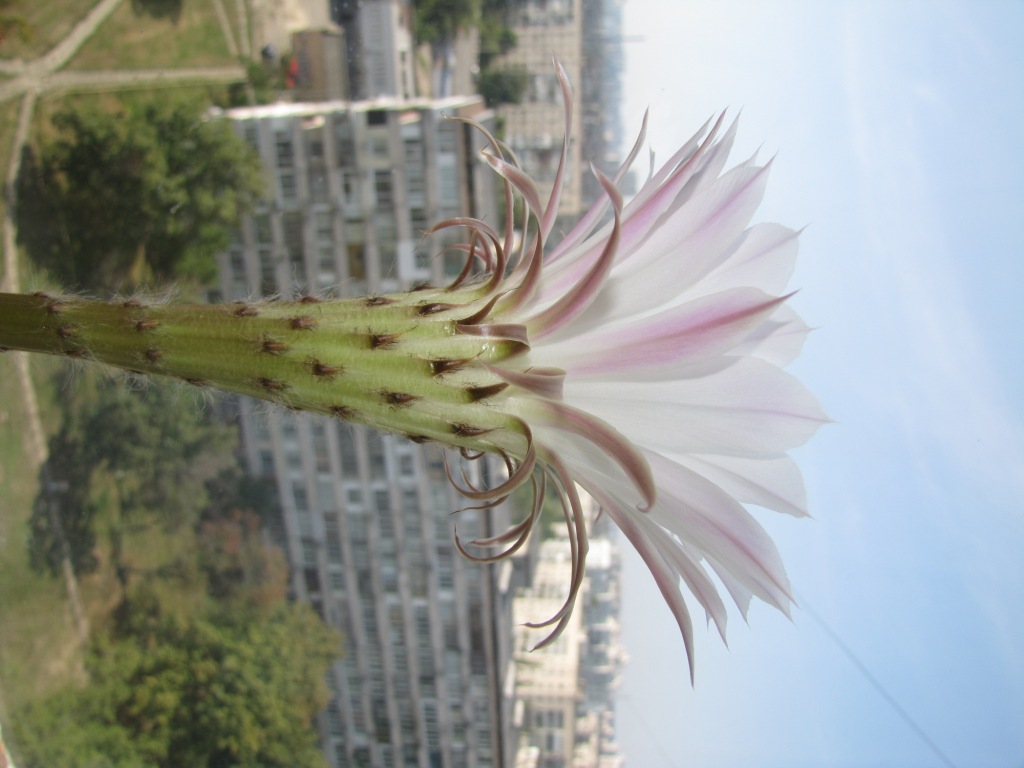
(478, 0, 517, 68)
(477, 66, 528, 106)
(17, 99, 263, 292)
(196, 503, 289, 608)
(14, 599, 339, 768)
(414, 0, 479, 45)
(29, 376, 237, 578)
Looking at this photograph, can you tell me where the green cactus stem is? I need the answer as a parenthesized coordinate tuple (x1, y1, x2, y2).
(0, 290, 531, 457)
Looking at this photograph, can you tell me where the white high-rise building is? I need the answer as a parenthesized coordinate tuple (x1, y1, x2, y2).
(511, 509, 625, 768)
(487, 0, 585, 223)
(216, 96, 517, 768)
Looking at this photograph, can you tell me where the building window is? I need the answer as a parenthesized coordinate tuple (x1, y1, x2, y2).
(282, 212, 304, 270)
(259, 248, 276, 295)
(301, 539, 317, 567)
(437, 165, 459, 208)
(366, 134, 389, 157)
(279, 171, 297, 202)
(258, 449, 274, 476)
(324, 513, 343, 564)
(333, 117, 355, 165)
(292, 481, 309, 511)
(400, 487, 418, 512)
(375, 213, 398, 281)
(314, 211, 334, 242)
(436, 122, 458, 155)
(398, 454, 415, 477)
(374, 169, 393, 207)
(341, 169, 361, 216)
(274, 129, 294, 168)
(366, 430, 387, 480)
(347, 242, 366, 284)
(309, 165, 328, 202)
(254, 213, 273, 244)
(330, 569, 345, 591)
(242, 122, 259, 151)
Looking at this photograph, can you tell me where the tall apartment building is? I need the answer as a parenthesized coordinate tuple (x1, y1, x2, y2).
(511, 509, 624, 768)
(487, 0, 628, 238)
(330, 0, 417, 100)
(215, 96, 517, 768)
(578, 0, 627, 206)
(512, 537, 584, 768)
(488, 0, 586, 225)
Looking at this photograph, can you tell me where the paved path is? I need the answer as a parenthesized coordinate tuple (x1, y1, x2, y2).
(42, 66, 246, 93)
(0, 0, 125, 80)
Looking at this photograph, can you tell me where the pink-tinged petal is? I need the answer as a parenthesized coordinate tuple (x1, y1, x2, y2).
(537, 288, 789, 376)
(596, 163, 774, 322)
(536, 158, 774, 328)
(621, 112, 733, 250)
(547, 109, 649, 263)
(445, 115, 517, 257)
(454, 320, 530, 346)
(533, 113, 731, 308)
(528, 170, 623, 338)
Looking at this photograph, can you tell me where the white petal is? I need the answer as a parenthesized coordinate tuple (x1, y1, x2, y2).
(643, 452, 794, 615)
(563, 357, 828, 457)
(678, 453, 811, 518)
(602, 501, 698, 682)
(700, 222, 800, 296)
(737, 304, 811, 367)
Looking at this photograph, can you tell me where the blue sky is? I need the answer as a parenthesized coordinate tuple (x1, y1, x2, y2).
(616, 2, 1024, 766)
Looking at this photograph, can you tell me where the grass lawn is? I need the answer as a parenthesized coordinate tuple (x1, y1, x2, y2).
(0, 354, 87, 716)
(66, 0, 237, 71)
(0, 0, 98, 62)
(221, 0, 252, 57)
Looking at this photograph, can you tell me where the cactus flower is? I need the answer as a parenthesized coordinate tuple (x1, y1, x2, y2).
(0, 65, 824, 677)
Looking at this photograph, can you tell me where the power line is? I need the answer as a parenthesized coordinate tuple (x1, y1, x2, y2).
(797, 593, 959, 768)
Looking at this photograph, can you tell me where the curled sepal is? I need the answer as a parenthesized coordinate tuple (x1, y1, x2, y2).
(527, 399, 656, 511)
(528, 168, 623, 338)
(523, 453, 589, 651)
(443, 424, 537, 502)
(453, 473, 546, 564)
(482, 364, 565, 400)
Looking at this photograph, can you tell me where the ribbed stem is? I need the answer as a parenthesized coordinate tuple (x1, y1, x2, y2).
(0, 291, 528, 452)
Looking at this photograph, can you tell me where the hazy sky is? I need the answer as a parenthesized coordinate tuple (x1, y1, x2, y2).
(615, 2, 1024, 766)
